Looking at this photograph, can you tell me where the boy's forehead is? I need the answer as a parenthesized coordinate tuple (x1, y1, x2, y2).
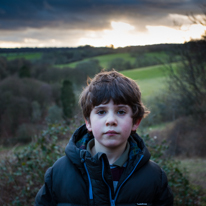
(93, 101, 130, 108)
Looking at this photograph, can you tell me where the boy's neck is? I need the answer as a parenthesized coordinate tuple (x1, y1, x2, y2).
(91, 140, 128, 165)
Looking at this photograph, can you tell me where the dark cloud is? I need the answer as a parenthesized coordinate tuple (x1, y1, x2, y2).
(0, 0, 205, 31)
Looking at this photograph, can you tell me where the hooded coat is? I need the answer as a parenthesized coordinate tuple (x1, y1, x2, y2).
(35, 124, 173, 206)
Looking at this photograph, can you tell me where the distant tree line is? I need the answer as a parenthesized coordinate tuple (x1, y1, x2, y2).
(0, 44, 180, 66)
(0, 56, 102, 145)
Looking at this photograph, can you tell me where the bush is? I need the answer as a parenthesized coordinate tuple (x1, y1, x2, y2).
(15, 123, 37, 144)
(149, 117, 206, 157)
(0, 77, 53, 142)
(0, 123, 68, 206)
(61, 80, 76, 119)
(46, 105, 63, 123)
(0, 126, 204, 205)
(107, 58, 132, 71)
(132, 53, 160, 68)
(143, 133, 204, 205)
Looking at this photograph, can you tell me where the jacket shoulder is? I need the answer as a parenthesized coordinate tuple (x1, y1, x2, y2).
(145, 160, 173, 205)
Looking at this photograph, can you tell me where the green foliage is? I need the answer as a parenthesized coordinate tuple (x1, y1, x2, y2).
(61, 80, 75, 118)
(143, 134, 204, 205)
(46, 105, 63, 123)
(18, 65, 31, 78)
(0, 77, 54, 143)
(57, 52, 136, 69)
(67, 59, 103, 87)
(15, 123, 37, 144)
(31, 101, 42, 123)
(107, 57, 132, 71)
(132, 53, 160, 68)
(40, 45, 114, 65)
(0, 123, 68, 206)
(2, 52, 42, 61)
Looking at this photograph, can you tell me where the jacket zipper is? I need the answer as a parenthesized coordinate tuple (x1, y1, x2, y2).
(82, 158, 93, 200)
(102, 155, 144, 206)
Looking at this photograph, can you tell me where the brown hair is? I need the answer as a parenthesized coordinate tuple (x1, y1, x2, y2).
(79, 70, 149, 124)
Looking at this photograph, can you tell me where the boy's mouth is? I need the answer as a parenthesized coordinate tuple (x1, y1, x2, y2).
(104, 130, 119, 135)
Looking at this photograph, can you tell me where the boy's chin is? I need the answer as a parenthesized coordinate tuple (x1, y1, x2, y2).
(97, 140, 128, 150)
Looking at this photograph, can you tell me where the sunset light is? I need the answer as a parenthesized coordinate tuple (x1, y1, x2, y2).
(78, 20, 205, 48)
(0, 1, 205, 48)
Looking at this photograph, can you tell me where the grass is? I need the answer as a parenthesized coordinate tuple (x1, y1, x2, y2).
(0, 52, 42, 60)
(121, 64, 165, 80)
(178, 158, 206, 190)
(120, 63, 172, 99)
(137, 77, 166, 99)
(121, 62, 178, 80)
(55, 51, 171, 69)
(56, 52, 137, 69)
(120, 62, 179, 99)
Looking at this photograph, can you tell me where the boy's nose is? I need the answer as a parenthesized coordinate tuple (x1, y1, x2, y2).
(106, 113, 117, 126)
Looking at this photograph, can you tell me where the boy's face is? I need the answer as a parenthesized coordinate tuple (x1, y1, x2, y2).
(85, 99, 140, 152)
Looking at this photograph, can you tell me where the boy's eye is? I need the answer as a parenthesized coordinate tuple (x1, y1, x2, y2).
(117, 110, 126, 115)
(97, 110, 106, 115)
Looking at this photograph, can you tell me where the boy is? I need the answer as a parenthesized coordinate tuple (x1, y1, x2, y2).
(35, 70, 173, 206)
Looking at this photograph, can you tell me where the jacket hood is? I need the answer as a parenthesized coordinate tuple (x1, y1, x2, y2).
(65, 124, 151, 169)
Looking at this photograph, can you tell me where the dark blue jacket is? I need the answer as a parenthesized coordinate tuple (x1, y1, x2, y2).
(35, 124, 173, 206)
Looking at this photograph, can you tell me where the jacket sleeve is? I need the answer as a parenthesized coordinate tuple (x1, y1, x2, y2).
(154, 169, 174, 206)
(35, 167, 56, 206)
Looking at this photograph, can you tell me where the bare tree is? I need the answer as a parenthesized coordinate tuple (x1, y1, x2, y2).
(165, 8, 206, 121)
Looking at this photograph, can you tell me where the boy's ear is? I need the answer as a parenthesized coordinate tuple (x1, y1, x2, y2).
(85, 118, 92, 132)
(132, 118, 142, 131)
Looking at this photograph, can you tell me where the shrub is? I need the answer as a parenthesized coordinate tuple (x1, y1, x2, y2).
(149, 117, 206, 157)
(132, 53, 160, 68)
(31, 101, 42, 123)
(0, 77, 53, 142)
(46, 105, 63, 123)
(0, 123, 68, 206)
(0, 126, 204, 205)
(107, 58, 132, 71)
(143, 133, 204, 205)
(15, 123, 37, 144)
(61, 80, 75, 119)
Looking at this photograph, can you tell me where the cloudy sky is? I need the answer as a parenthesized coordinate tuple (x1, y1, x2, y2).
(0, 0, 205, 48)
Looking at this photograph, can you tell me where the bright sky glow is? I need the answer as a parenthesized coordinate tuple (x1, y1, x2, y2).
(78, 21, 136, 47)
(0, 41, 22, 48)
(0, 18, 205, 48)
(0, 1, 205, 48)
(78, 20, 205, 48)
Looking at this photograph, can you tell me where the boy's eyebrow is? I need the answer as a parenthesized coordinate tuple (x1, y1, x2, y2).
(94, 105, 129, 109)
(94, 105, 106, 109)
(116, 105, 129, 108)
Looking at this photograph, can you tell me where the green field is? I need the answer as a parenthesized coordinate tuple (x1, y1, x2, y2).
(121, 63, 178, 99)
(56, 51, 170, 69)
(0, 52, 42, 60)
(56, 52, 136, 69)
